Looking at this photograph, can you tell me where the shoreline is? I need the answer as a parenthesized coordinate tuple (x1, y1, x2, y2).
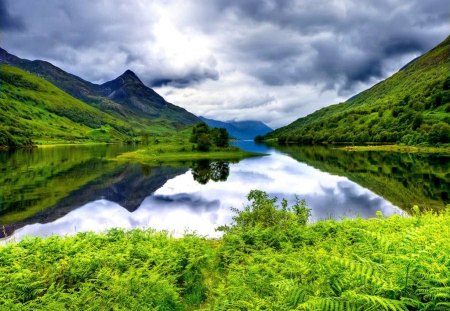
(339, 144, 450, 154)
(115, 148, 267, 164)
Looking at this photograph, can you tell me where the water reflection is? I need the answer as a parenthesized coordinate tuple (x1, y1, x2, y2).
(271, 145, 450, 212)
(7, 148, 405, 240)
(191, 160, 230, 184)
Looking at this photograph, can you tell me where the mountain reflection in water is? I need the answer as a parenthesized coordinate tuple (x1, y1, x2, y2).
(7, 146, 406, 240)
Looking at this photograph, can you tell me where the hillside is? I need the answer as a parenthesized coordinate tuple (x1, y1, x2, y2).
(0, 65, 137, 147)
(0, 48, 200, 128)
(199, 116, 272, 140)
(266, 35, 450, 145)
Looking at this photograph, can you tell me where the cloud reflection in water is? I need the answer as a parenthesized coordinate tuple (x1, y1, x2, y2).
(10, 151, 405, 240)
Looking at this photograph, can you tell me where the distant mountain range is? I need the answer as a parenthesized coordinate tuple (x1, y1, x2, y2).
(199, 116, 272, 140)
(266, 36, 450, 145)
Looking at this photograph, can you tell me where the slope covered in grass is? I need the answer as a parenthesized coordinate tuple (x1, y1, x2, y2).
(0, 65, 137, 147)
(267, 36, 450, 145)
(1, 191, 449, 310)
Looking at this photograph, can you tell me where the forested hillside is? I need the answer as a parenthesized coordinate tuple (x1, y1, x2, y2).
(267, 36, 450, 145)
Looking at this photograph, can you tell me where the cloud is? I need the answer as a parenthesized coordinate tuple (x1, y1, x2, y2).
(1, 0, 449, 127)
(0, 0, 25, 31)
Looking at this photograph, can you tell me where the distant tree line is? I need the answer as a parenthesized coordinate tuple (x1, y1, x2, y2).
(190, 123, 229, 151)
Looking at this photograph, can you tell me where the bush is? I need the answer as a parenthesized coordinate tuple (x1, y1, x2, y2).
(220, 190, 310, 232)
(428, 122, 450, 144)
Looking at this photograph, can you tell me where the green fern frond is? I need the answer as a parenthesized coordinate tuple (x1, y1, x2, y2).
(341, 291, 408, 311)
(329, 256, 389, 288)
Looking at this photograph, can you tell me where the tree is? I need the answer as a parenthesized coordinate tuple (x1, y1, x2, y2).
(196, 133, 211, 151)
(190, 123, 230, 151)
(211, 128, 229, 147)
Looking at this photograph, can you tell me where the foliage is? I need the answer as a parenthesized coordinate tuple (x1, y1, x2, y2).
(267, 36, 450, 146)
(190, 123, 229, 152)
(1, 191, 449, 310)
(219, 190, 310, 232)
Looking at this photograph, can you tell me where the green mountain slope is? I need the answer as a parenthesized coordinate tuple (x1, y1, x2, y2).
(0, 48, 200, 128)
(0, 65, 136, 146)
(267, 35, 450, 145)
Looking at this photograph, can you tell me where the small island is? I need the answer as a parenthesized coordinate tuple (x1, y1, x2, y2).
(115, 123, 266, 165)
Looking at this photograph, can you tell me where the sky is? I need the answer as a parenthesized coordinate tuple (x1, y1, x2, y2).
(1, 0, 449, 128)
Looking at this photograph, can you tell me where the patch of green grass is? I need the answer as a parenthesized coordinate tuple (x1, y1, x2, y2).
(1, 191, 449, 310)
(0, 65, 135, 147)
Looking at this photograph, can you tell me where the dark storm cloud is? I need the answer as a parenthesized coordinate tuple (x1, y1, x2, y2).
(0, 0, 25, 31)
(203, 0, 449, 92)
(1, 0, 218, 86)
(149, 69, 219, 88)
(0, 0, 448, 126)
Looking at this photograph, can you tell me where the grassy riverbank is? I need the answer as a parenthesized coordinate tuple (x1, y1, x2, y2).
(340, 144, 450, 154)
(1, 191, 449, 310)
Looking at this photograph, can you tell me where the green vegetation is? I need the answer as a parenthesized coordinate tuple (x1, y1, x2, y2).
(340, 145, 450, 154)
(116, 145, 260, 165)
(0, 64, 198, 148)
(267, 36, 450, 146)
(0, 145, 133, 225)
(271, 144, 450, 212)
(190, 123, 230, 151)
(0, 65, 136, 147)
(1, 191, 449, 310)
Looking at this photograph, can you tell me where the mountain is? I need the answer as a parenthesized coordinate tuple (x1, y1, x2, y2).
(99, 69, 199, 125)
(0, 64, 134, 147)
(0, 48, 200, 128)
(199, 116, 272, 140)
(266, 36, 450, 145)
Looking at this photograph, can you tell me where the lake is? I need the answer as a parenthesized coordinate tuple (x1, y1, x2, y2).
(1, 142, 449, 240)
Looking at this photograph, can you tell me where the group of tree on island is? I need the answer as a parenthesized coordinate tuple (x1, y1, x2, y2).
(190, 122, 229, 151)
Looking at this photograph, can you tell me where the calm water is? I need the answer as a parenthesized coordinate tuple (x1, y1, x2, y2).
(1, 142, 449, 239)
